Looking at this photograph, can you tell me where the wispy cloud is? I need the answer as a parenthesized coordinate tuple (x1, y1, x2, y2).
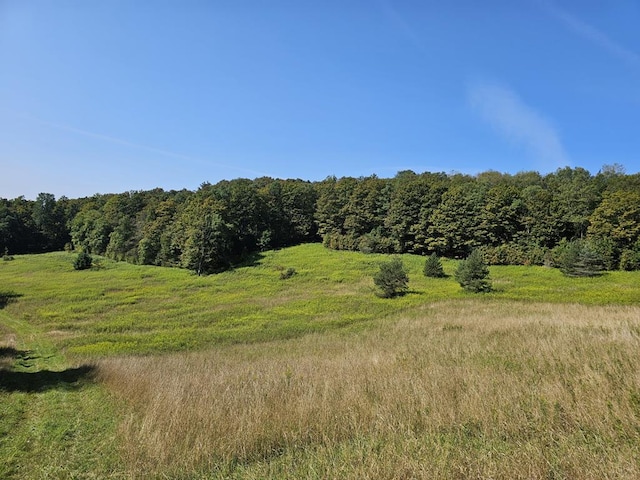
(23, 114, 270, 178)
(541, 1, 640, 68)
(468, 82, 570, 171)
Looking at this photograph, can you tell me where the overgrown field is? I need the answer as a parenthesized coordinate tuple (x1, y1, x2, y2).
(2, 244, 640, 478)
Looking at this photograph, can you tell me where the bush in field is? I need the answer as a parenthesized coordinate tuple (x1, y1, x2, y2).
(73, 252, 93, 270)
(455, 249, 491, 292)
(373, 256, 409, 298)
(2, 247, 13, 261)
(423, 253, 445, 278)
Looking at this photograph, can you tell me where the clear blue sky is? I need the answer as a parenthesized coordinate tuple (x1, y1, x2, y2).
(1, 1, 639, 199)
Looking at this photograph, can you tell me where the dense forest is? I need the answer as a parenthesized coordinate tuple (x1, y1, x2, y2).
(2, 166, 640, 274)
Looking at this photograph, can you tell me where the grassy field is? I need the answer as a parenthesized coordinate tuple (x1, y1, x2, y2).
(2, 243, 640, 478)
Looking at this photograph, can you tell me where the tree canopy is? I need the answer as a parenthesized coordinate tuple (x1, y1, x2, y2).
(3, 167, 640, 273)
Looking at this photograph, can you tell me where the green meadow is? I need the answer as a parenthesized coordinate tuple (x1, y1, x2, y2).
(3, 244, 639, 357)
(2, 243, 640, 478)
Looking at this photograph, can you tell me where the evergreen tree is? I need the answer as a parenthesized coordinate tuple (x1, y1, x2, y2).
(423, 253, 445, 278)
(373, 257, 409, 298)
(73, 251, 93, 270)
(455, 249, 491, 292)
(558, 240, 605, 277)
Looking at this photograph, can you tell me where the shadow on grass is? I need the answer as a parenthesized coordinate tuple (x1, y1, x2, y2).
(0, 346, 23, 359)
(405, 289, 424, 296)
(0, 291, 22, 309)
(0, 364, 96, 392)
(234, 251, 266, 268)
(1, 346, 96, 392)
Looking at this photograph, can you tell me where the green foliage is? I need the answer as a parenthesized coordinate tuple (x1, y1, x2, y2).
(384, 171, 448, 254)
(588, 189, 640, 252)
(32, 193, 70, 251)
(547, 167, 599, 240)
(586, 236, 618, 270)
(455, 249, 492, 292)
(373, 256, 409, 298)
(480, 242, 548, 266)
(556, 239, 605, 277)
(358, 228, 395, 254)
(73, 251, 93, 270)
(427, 182, 487, 257)
(178, 197, 232, 275)
(70, 208, 111, 255)
(6, 166, 640, 275)
(423, 253, 445, 278)
(619, 247, 640, 271)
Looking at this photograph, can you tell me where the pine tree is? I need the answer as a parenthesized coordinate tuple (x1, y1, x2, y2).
(423, 253, 446, 278)
(373, 257, 409, 298)
(558, 240, 605, 277)
(73, 251, 93, 270)
(455, 249, 491, 292)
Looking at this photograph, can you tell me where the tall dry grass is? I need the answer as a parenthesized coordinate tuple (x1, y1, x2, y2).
(97, 300, 640, 479)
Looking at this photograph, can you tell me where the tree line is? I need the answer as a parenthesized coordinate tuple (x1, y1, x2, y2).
(2, 166, 640, 274)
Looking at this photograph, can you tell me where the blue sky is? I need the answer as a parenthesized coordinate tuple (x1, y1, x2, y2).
(1, 1, 639, 199)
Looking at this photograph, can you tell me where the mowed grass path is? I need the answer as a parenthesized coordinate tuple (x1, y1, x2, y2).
(2, 243, 639, 357)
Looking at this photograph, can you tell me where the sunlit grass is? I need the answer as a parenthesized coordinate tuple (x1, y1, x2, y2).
(0, 311, 122, 478)
(99, 300, 640, 479)
(1, 244, 639, 357)
(2, 244, 640, 478)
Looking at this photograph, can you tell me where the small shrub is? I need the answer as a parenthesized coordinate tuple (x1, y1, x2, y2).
(423, 253, 445, 278)
(2, 247, 14, 261)
(455, 249, 491, 293)
(373, 257, 409, 298)
(279, 267, 297, 280)
(73, 252, 93, 271)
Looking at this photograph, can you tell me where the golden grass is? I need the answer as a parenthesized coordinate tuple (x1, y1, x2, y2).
(97, 300, 640, 479)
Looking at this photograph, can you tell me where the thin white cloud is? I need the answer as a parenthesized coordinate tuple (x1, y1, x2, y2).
(542, 1, 640, 68)
(468, 82, 570, 171)
(22, 114, 270, 178)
